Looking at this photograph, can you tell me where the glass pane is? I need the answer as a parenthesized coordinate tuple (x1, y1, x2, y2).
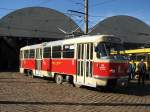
(43, 47, 51, 58)
(52, 46, 61, 58)
(77, 61, 80, 76)
(24, 50, 29, 58)
(81, 44, 84, 59)
(63, 45, 74, 58)
(81, 61, 83, 76)
(90, 43, 93, 59)
(87, 44, 89, 59)
(29, 49, 35, 58)
(90, 61, 92, 77)
(86, 61, 89, 77)
(77, 44, 80, 59)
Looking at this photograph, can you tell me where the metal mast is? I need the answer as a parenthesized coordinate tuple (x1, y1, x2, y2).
(84, 0, 88, 34)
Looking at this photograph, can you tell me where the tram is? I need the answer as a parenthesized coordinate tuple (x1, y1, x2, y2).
(20, 35, 128, 87)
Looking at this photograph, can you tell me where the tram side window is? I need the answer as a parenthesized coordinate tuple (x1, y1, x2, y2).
(95, 44, 107, 59)
(77, 44, 81, 59)
(29, 49, 35, 58)
(63, 45, 74, 58)
(87, 44, 89, 59)
(24, 50, 29, 58)
(91, 44, 93, 59)
(52, 46, 61, 58)
(43, 47, 51, 58)
(89, 43, 93, 60)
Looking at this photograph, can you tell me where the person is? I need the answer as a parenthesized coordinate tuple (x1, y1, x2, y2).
(131, 60, 136, 79)
(137, 59, 146, 85)
(147, 63, 150, 80)
(128, 61, 132, 81)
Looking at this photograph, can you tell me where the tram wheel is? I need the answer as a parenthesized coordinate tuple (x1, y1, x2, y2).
(27, 70, 30, 76)
(55, 74, 63, 84)
(30, 70, 34, 78)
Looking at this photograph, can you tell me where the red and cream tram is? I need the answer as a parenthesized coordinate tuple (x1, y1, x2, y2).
(20, 35, 128, 87)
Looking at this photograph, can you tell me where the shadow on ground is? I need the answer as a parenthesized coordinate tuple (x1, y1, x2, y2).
(1, 71, 150, 96)
(82, 80, 150, 96)
(111, 81, 150, 96)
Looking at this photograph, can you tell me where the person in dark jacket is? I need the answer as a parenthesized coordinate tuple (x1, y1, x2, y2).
(138, 59, 146, 85)
(131, 60, 136, 79)
(128, 62, 132, 81)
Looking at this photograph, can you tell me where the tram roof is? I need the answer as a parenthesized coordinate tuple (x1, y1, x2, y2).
(20, 34, 121, 50)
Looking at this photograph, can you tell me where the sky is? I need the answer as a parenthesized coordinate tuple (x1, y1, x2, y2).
(0, 0, 150, 30)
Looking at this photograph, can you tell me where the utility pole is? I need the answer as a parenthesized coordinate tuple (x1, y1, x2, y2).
(68, 0, 89, 35)
(84, 0, 88, 35)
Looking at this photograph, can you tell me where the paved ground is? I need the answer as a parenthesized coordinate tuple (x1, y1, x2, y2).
(0, 72, 150, 112)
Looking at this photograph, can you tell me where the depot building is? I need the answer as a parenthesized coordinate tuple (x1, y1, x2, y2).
(0, 7, 81, 70)
(89, 15, 150, 49)
(0, 7, 150, 70)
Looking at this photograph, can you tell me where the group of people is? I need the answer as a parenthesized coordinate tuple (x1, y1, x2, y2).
(128, 59, 146, 85)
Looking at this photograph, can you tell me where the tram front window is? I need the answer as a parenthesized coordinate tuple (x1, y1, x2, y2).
(95, 42, 125, 60)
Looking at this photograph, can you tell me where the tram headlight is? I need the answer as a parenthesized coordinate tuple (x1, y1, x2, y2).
(109, 69, 116, 73)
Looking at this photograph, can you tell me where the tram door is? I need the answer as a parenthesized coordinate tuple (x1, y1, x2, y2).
(35, 48, 42, 76)
(76, 43, 94, 86)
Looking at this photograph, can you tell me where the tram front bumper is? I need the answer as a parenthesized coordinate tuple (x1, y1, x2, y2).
(95, 78, 108, 86)
(94, 76, 129, 87)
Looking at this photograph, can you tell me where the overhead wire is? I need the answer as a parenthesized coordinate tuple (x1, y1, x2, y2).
(0, 24, 64, 35)
(0, 14, 82, 37)
(90, 0, 119, 7)
(0, 0, 117, 34)
(66, 0, 83, 4)
(0, 7, 17, 11)
(36, 0, 53, 6)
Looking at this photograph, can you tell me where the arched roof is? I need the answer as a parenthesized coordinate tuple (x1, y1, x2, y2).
(89, 15, 150, 44)
(0, 7, 81, 39)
